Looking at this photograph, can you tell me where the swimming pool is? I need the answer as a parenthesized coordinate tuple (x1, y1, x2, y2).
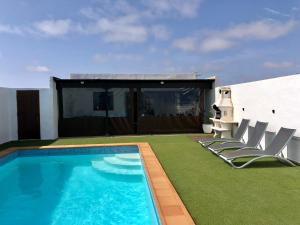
(0, 146, 161, 225)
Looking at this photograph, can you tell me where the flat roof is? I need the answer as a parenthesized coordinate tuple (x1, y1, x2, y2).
(70, 73, 215, 81)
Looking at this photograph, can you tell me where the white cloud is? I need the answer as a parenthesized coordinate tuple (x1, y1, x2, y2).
(93, 16, 147, 43)
(200, 37, 234, 52)
(93, 53, 142, 64)
(264, 7, 290, 17)
(0, 20, 72, 38)
(0, 24, 23, 35)
(80, 7, 100, 20)
(146, 0, 203, 18)
(223, 20, 297, 40)
(76, 0, 205, 44)
(34, 19, 71, 37)
(81, 16, 172, 43)
(151, 25, 170, 40)
(172, 37, 198, 51)
(263, 61, 295, 69)
(80, 1, 137, 19)
(27, 15, 168, 43)
(79, 1, 174, 43)
(1, 0, 181, 43)
(173, 19, 298, 52)
(82, 0, 203, 19)
(26, 65, 50, 73)
(2, 17, 148, 43)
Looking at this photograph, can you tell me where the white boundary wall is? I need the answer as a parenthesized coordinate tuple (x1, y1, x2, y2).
(0, 77, 58, 144)
(39, 78, 58, 140)
(216, 74, 300, 163)
(0, 87, 18, 144)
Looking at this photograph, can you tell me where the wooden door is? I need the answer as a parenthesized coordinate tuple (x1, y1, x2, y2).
(17, 90, 40, 139)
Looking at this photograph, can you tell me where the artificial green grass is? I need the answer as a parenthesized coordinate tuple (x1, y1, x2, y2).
(1, 134, 300, 225)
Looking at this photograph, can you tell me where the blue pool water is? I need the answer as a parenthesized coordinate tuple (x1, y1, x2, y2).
(0, 146, 160, 225)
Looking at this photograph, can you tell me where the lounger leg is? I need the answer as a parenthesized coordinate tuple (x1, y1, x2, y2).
(227, 156, 268, 169)
(227, 156, 297, 169)
(277, 157, 297, 167)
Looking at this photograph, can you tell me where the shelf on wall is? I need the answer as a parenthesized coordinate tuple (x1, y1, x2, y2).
(209, 118, 238, 124)
(211, 126, 230, 131)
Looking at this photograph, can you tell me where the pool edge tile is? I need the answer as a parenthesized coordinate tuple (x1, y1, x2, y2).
(138, 143, 196, 225)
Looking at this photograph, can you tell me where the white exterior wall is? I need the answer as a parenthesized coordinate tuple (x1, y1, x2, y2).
(0, 87, 18, 144)
(216, 74, 300, 163)
(0, 77, 58, 144)
(39, 78, 58, 140)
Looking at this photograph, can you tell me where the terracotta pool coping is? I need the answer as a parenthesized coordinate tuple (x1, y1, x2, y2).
(0, 143, 195, 225)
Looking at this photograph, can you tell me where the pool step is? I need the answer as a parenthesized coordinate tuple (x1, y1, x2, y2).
(115, 153, 140, 161)
(103, 156, 142, 167)
(92, 161, 143, 176)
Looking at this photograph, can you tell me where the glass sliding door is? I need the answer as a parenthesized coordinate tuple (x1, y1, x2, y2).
(107, 88, 134, 135)
(138, 88, 204, 133)
(61, 88, 107, 136)
(60, 87, 135, 136)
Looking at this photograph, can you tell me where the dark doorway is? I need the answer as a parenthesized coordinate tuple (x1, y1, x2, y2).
(17, 90, 40, 139)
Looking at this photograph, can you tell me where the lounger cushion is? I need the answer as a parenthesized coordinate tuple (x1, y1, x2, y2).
(209, 142, 247, 151)
(221, 149, 267, 159)
(199, 138, 239, 146)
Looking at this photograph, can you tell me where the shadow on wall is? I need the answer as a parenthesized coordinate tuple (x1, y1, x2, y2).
(288, 136, 300, 162)
(0, 139, 57, 152)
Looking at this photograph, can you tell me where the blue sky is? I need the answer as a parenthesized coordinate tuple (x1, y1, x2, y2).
(0, 0, 300, 88)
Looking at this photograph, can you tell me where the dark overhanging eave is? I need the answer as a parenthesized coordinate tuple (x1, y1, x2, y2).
(53, 77, 214, 89)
